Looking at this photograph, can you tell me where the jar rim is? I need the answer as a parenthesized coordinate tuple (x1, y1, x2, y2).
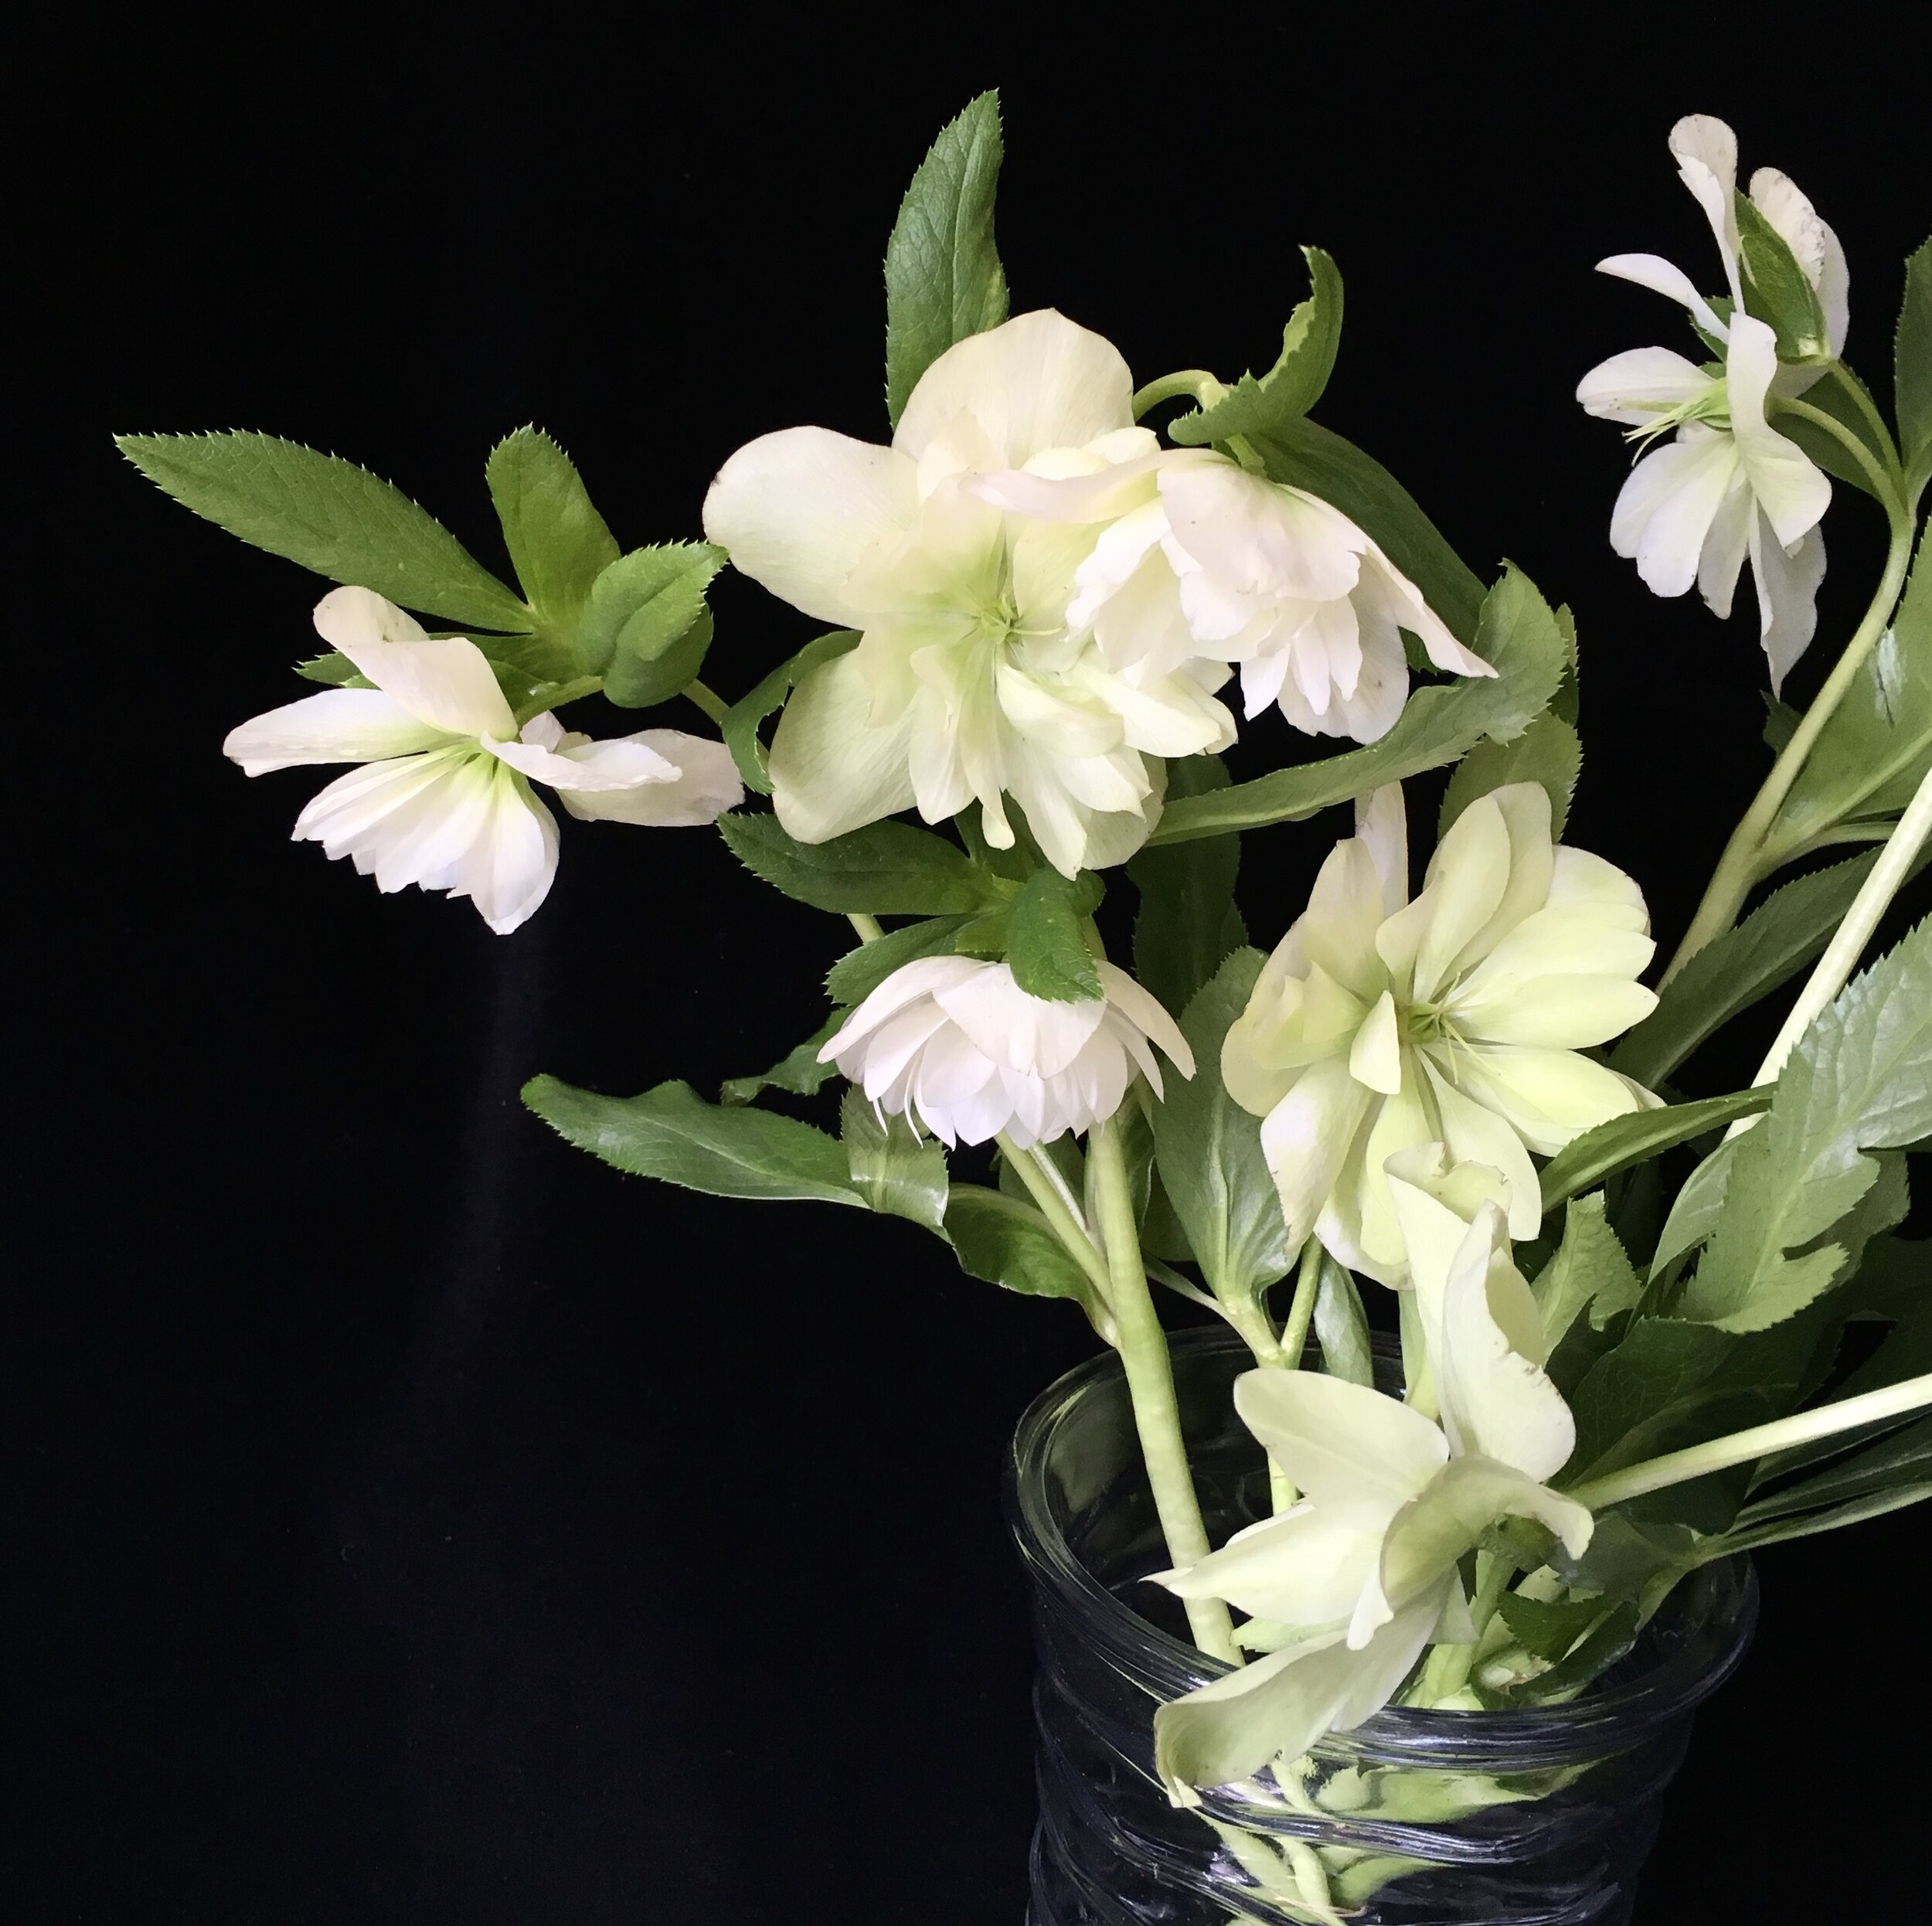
(1004, 1325, 1759, 1768)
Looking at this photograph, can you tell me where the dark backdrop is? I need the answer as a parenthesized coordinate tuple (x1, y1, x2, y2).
(15, 17, 1927, 1925)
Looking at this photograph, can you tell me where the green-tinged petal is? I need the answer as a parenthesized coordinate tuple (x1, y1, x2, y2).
(1348, 990, 1403, 1094)
(893, 309, 1134, 471)
(1726, 316, 1832, 550)
(1443, 782, 1555, 979)
(315, 587, 517, 740)
(1233, 1369, 1446, 1519)
(1546, 846, 1651, 927)
(1420, 1062, 1542, 1243)
(767, 651, 918, 843)
(1338, 1057, 1439, 1283)
(1156, 1507, 1382, 1625)
(1260, 1056, 1374, 1246)
(1451, 1046, 1653, 1157)
(1455, 975, 1658, 1050)
(1155, 1596, 1440, 1805)
(223, 688, 454, 774)
(1450, 903, 1655, 1000)
(1362, 1458, 1591, 1649)
(1410, 792, 1512, 1000)
(1434, 1211, 1574, 1482)
(1384, 1143, 1512, 1310)
(701, 427, 917, 628)
(1301, 839, 1395, 1002)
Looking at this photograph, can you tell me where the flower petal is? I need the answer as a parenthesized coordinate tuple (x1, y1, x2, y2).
(702, 427, 918, 627)
(1749, 512, 1827, 695)
(1726, 315, 1831, 550)
(1097, 962, 1194, 1078)
(768, 649, 919, 843)
(556, 731, 746, 826)
(312, 587, 518, 740)
(1233, 1368, 1448, 1518)
(893, 310, 1134, 471)
(1157, 1506, 1384, 1626)
(1668, 114, 1742, 303)
(454, 767, 560, 934)
(1576, 346, 1716, 424)
(1260, 1057, 1374, 1247)
(488, 732, 679, 791)
(1595, 253, 1729, 341)
(223, 688, 454, 774)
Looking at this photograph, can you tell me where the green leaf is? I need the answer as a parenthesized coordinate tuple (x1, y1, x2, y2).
(722, 631, 859, 796)
(1495, 1589, 1611, 1664)
(841, 1088, 949, 1233)
(577, 543, 723, 704)
(719, 815, 1004, 917)
(1243, 413, 1488, 641)
(1127, 754, 1244, 1016)
(1897, 236, 1932, 475)
(1151, 950, 1294, 1308)
(1312, 1255, 1374, 1386)
(1774, 372, 1889, 504)
(720, 1014, 841, 1106)
(1733, 192, 1830, 361)
(1439, 711, 1581, 841)
(1005, 868, 1103, 1002)
(883, 91, 1009, 427)
(116, 430, 533, 634)
(944, 1186, 1094, 1305)
(1534, 1196, 1642, 1352)
(1706, 1480, 1932, 1557)
(522, 1075, 862, 1206)
(485, 427, 620, 634)
(1166, 247, 1343, 446)
(825, 917, 972, 1008)
(1503, 1604, 1640, 1703)
(1676, 921, 1932, 1331)
(1538, 1087, 1772, 1216)
(1149, 564, 1565, 845)
(1770, 529, 1931, 844)
(294, 652, 370, 687)
(1612, 851, 1903, 1087)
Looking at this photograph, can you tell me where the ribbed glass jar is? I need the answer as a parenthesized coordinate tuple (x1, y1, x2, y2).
(1006, 1329, 1757, 1926)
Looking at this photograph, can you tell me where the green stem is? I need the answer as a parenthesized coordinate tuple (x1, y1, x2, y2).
(1821, 362, 1906, 486)
(1660, 502, 1917, 985)
(1773, 396, 1902, 502)
(847, 912, 883, 944)
(997, 1134, 1114, 1306)
(1566, 1373, 1932, 1512)
(1418, 1553, 1512, 1703)
(1131, 369, 1223, 420)
(1090, 1116, 1240, 1663)
(1278, 1240, 1323, 1367)
(1745, 764, 1932, 1097)
(682, 677, 729, 724)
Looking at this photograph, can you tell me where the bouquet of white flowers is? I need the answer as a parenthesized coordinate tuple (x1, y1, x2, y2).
(120, 95, 1927, 1923)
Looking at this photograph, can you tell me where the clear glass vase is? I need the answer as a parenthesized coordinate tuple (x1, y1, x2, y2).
(1006, 1329, 1757, 1926)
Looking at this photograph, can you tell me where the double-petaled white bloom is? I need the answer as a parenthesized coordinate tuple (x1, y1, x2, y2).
(818, 955, 1192, 1148)
(1579, 114, 1842, 689)
(1151, 1174, 1590, 1802)
(224, 587, 743, 933)
(702, 311, 1235, 877)
(978, 448, 1493, 743)
(1223, 783, 1657, 1284)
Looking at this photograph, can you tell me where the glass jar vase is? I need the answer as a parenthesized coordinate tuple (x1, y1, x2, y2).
(1006, 1328, 1757, 1926)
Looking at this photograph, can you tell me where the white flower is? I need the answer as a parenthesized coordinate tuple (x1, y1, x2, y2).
(224, 587, 743, 934)
(1579, 114, 1842, 688)
(818, 955, 1192, 1148)
(1222, 783, 1658, 1283)
(1150, 1195, 1590, 1801)
(702, 311, 1235, 876)
(977, 449, 1493, 743)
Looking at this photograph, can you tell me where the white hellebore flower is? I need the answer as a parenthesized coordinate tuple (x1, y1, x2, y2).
(1223, 782, 1658, 1284)
(702, 311, 1235, 877)
(1579, 114, 1842, 689)
(1150, 1184, 1590, 1802)
(818, 955, 1192, 1149)
(224, 587, 743, 934)
(978, 447, 1494, 744)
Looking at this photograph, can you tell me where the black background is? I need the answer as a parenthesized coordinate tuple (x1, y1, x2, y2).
(15, 17, 1928, 1925)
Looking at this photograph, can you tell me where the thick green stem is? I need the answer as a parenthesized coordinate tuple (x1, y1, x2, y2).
(682, 677, 729, 724)
(1090, 1116, 1240, 1663)
(1278, 1240, 1323, 1366)
(847, 912, 883, 944)
(1660, 503, 1917, 985)
(997, 1134, 1114, 1306)
(1743, 764, 1932, 1101)
(1566, 1373, 1932, 1512)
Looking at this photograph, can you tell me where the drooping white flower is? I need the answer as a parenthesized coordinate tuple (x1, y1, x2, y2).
(702, 311, 1235, 876)
(1150, 1200, 1590, 1801)
(1579, 114, 1842, 688)
(224, 587, 743, 933)
(1222, 783, 1658, 1284)
(975, 448, 1494, 743)
(818, 954, 1192, 1148)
